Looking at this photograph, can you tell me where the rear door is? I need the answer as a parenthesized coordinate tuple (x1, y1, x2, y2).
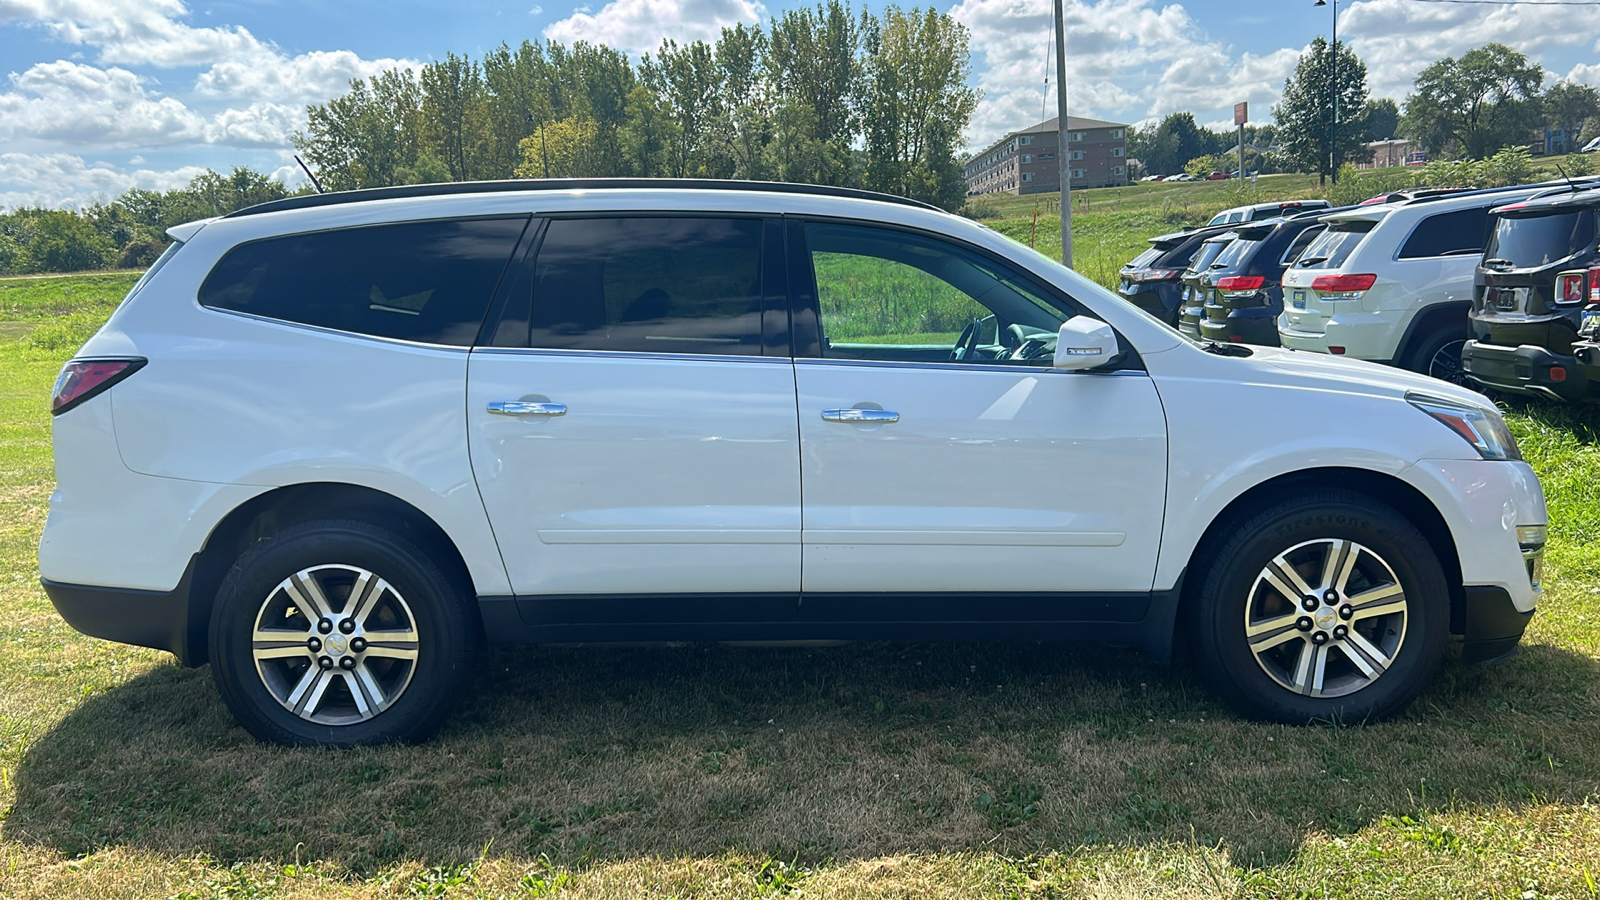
(467, 215, 802, 597)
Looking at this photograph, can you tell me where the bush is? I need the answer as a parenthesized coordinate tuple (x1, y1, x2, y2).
(1563, 154, 1594, 178)
(117, 237, 166, 268)
(959, 193, 1004, 220)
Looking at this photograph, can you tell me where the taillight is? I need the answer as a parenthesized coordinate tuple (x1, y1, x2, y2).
(51, 358, 146, 416)
(1556, 271, 1587, 305)
(1216, 275, 1266, 294)
(1311, 273, 1378, 296)
(1129, 269, 1181, 283)
(1590, 267, 1600, 303)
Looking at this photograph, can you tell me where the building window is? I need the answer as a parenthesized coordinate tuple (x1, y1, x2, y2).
(1071, 150, 1085, 160)
(1022, 173, 1033, 182)
(1038, 152, 1055, 160)
(1114, 166, 1126, 175)
(1072, 132, 1085, 142)
(1111, 129, 1124, 139)
(1020, 136, 1032, 145)
(1021, 155, 1031, 164)
(1112, 147, 1124, 157)
(1072, 169, 1086, 179)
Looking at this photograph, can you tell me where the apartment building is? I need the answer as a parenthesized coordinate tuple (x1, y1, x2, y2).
(965, 115, 1130, 196)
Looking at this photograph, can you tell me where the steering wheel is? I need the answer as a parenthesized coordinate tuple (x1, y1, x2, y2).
(951, 317, 985, 361)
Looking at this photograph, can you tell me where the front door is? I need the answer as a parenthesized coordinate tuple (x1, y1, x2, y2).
(790, 220, 1168, 597)
(467, 215, 800, 597)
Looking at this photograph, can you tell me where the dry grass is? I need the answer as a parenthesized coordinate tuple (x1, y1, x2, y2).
(1, 268, 1599, 898)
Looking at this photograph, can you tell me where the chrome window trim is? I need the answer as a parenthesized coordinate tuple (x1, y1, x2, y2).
(470, 346, 784, 365)
(795, 357, 1148, 376)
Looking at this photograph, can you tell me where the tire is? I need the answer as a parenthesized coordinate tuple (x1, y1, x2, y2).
(208, 519, 475, 746)
(1190, 490, 1448, 724)
(1406, 324, 1468, 386)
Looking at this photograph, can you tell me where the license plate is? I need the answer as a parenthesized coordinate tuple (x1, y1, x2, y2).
(1291, 290, 1306, 310)
(1491, 288, 1518, 311)
(1583, 310, 1600, 336)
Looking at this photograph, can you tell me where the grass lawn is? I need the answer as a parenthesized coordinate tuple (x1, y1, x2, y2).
(2, 198, 1600, 898)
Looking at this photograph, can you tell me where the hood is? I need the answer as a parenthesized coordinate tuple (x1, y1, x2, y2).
(1247, 345, 1492, 406)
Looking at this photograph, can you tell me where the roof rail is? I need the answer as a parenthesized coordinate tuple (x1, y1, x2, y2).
(1396, 177, 1600, 208)
(223, 178, 946, 219)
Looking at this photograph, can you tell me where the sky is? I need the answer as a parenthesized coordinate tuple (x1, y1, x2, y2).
(1, 0, 1598, 209)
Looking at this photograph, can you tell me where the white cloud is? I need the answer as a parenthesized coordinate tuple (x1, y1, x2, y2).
(1341, 0, 1597, 100)
(0, 151, 208, 209)
(544, 0, 763, 57)
(1150, 45, 1302, 120)
(1566, 62, 1600, 88)
(194, 48, 417, 106)
(0, 61, 206, 148)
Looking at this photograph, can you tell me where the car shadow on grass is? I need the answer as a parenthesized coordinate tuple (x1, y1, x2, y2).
(8, 637, 1599, 875)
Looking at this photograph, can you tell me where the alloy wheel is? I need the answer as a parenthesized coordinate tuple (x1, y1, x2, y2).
(1244, 538, 1408, 699)
(250, 564, 421, 724)
(1427, 339, 1468, 386)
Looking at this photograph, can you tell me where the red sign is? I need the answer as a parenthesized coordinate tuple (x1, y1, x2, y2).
(1234, 102, 1248, 126)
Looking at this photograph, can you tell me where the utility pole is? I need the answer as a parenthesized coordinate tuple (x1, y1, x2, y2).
(1315, 0, 1340, 184)
(1052, 0, 1072, 268)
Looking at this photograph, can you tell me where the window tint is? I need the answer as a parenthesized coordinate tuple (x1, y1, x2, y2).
(527, 217, 764, 356)
(1126, 246, 1164, 269)
(1280, 225, 1324, 266)
(805, 222, 1076, 366)
(1296, 221, 1375, 269)
(199, 217, 527, 346)
(1209, 233, 1264, 271)
(1485, 209, 1598, 268)
(1397, 206, 1492, 259)
(1186, 238, 1233, 275)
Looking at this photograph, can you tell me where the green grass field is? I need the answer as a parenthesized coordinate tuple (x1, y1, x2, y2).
(2, 186, 1600, 897)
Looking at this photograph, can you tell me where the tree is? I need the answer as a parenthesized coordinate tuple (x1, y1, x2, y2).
(11, 209, 115, 273)
(1402, 43, 1545, 160)
(514, 117, 603, 178)
(766, 0, 865, 185)
(296, 69, 423, 190)
(1545, 82, 1600, 152)
(1363, 97, 1400, 141)
(642, 39, 723, 177)
(1273, 36, 1371, 184)
(860, 6, 977, 210)
(419, 53, 490, 181)
(1134, 113, 1215, 177)
(711, 23, 772, 180)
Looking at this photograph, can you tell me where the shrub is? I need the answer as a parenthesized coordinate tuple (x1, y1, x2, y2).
(117, 237, 166, 268)
(959, 193, 1004, 220)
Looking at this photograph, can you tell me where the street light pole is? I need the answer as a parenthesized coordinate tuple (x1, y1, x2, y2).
(1316, 0, 1339, 185)
(1053, 0, 1072, 268)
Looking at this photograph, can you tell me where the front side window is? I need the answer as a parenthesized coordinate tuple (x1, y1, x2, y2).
(805, 222, 1078, 366)
(526, 217, 764, 356)
(199, 217, 528, 346)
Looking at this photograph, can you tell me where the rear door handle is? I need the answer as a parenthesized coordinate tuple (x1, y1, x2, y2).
(821, 408, 899, 423)
(488, 400, 567, 416)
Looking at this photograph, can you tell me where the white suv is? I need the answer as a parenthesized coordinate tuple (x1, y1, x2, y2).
(1278, 186, 1545, 379)
(40, 180, 1546, 746)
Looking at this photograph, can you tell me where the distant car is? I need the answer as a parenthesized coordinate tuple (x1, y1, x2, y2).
(1118, 223, 1237, 325)
(1178, 231, 1239, 338)
(1162, 174, 1185, 182)
(1207, 172, 1229, 181)
(1197, 210, 1346, 346)
(1464, 186, 1600, 401)
(1207, 200, 1331, 227)
(1582, 136, 1600, 153)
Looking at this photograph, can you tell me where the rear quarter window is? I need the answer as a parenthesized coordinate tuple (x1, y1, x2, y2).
(1397, 206, 1493, 259)
(199, 217, 528, 346)
(1295, 221, 1376, 270)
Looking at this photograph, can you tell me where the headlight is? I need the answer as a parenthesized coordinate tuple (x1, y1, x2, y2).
(1406, 392, 1522, 461)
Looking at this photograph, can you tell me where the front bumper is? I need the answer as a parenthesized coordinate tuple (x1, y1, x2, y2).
(1461, 585, 1534, 663)
(1461, 340, 1596, 402)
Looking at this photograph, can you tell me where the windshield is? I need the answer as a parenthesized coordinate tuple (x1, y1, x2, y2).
(1295, 221, 1375, 269)
(1485, 209, 1597, 268)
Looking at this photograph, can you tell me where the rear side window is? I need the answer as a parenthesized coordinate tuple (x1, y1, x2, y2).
(1397, 206, 1492, 259)
(1186, 238, 1233, 275)
(199, 217, 527, 346)
(1280, 226, 1324, 266)
(1296, 221, 1376, 269)
(527, 217, 764, 356)
(1485, 209, 1598, 268)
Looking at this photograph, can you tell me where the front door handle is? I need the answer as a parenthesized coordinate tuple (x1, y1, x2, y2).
(821, 408, 899, 423)
(488, 400, 567, 416)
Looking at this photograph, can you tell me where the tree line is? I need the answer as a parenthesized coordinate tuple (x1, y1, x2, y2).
(1135, 39, 1600, 183)
(294, 1, 977, 210)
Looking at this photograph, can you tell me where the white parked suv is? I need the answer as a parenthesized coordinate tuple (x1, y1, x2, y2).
(1278, 186, 1546, 379)
(41, 179, 1546, 746)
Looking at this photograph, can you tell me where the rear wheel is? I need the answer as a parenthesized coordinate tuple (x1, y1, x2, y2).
(1407, 324, 1468, 386)
(1191, 490, 1449, 723)
(208, 519, 474, 746)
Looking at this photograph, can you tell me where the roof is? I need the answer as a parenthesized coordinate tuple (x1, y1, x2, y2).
(1492, 186, 1600, 215)
(224, 178, 943, 219)
(966, 115, 1129, 164)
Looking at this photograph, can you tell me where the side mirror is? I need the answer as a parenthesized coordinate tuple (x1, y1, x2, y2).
(1053, 317, 1119, 370)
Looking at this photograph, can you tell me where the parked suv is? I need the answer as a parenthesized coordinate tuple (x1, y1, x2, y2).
(1207, 199, 1330, 227)
(1178, 231, 1238, 337)
(1197, 210, 1338, 346)
(1278, 186, 1548, 380)
(42, 179, 1545, 746)
(1463, 188, 1600, 400)
(1118, 224, 1233, 325)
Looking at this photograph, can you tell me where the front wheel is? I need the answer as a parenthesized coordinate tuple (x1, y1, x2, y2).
(208, 520, 475, 746)
(1191, 491, 1449, 723)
